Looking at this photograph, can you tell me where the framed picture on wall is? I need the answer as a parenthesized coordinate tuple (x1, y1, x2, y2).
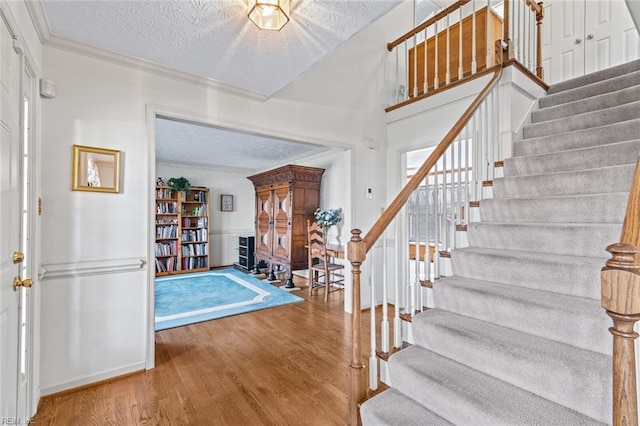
(220, 194, 234, 212)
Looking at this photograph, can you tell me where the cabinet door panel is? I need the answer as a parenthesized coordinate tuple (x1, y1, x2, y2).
(272, 187, 291, 260)
(256, 189, 272, 258)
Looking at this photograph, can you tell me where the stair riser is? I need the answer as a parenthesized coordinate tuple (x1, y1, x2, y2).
(532, 84, 640, 123)
(493, 164, 636, 199)
(412, 310, 611, 423)
(547, 59, 640, 94)
(540, 70, 640, 108)
(433, 278, 611, 355)
(524, 101, 640, 139)
(468, 222, 621, 258)
(514, 119, 640, 157)
(451, 249, 603, 299)
(479, 194, 628, 224)
(505, 139, 640, 177)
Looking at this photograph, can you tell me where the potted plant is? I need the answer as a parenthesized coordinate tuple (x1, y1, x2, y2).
(167, 177, 191, 193)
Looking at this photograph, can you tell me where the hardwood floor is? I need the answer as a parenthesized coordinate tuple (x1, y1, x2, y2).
(32, 275, 376, 425)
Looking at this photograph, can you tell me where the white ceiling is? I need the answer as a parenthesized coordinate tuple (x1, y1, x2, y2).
(155, 117, 325, 170)
(38, 0, 406, 170)
(42, 0, 403, 97)
(36, 0, 431, 170)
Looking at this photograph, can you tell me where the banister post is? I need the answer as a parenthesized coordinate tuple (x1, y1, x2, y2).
(502, 0, 515, 63)
(535, 2, 545, 80)
(348, 229, 367, 426)
(602, 242, 640, 426)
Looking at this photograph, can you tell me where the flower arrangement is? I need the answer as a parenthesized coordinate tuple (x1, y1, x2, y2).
(314, 207, 343, 228)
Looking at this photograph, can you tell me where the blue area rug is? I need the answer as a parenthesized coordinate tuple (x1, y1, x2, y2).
(155, 269, 304, 331)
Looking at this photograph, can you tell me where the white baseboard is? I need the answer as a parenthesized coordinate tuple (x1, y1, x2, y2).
(40, 361, 146, 396)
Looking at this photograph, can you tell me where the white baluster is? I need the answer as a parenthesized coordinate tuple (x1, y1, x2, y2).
(369, 255, 378, 390)
(393, 218, 402, 349)
(459, 9, 464, 80)
(413, 34, 418, 97)
(424, 27, 428, 94)
(446, 13, 451, 85)
(472, 0, 477, 73)
(381, 229, 389, 354)
(486, 0, 492, 66)
(434, 18, 440, 89)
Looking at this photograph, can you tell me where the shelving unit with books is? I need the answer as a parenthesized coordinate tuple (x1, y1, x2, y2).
(155, 186, 210, 276)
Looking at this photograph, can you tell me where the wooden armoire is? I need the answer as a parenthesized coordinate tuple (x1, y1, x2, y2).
(247, 165, 324, 273)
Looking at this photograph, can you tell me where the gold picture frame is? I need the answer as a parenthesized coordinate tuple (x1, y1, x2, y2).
(72, 145, 121, 193)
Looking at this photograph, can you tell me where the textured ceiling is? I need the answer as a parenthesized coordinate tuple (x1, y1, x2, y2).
(39, 0, 405, 169)
(42, 0, 403, 97)
(155, 117, 325, 170)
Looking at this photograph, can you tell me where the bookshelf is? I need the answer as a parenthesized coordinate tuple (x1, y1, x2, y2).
(155, 186, 210, 276)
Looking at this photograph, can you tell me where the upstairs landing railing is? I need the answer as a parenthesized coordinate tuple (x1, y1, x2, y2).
(386, 0, 544, 111)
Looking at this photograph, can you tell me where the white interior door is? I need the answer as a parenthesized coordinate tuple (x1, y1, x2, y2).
(544, 0, 587, 83)
(0, 13, 26, 421)
(543, 0, 639, 84)
(584, 0, 640, 74)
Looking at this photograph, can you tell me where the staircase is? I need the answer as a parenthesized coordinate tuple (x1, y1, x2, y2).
(361, 60, 640, 424)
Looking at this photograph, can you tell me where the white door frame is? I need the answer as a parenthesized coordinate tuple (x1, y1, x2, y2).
(0, 2, 41, 419)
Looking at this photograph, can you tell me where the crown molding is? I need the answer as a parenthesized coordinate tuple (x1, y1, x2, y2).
(25, 0, 268, 102)
(156, 161, 255, 174)
(24, 0, 51, 43)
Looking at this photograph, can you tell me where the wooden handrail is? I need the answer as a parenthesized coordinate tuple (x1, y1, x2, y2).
(601, 158, 640, 426)
(387, 0, 470, 51)
(362, 64, 502, 252)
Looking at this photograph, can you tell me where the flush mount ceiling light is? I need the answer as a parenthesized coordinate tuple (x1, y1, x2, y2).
(247, 0, 290, 31)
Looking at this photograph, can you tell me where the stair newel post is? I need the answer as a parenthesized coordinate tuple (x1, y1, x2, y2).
(602, 243, 640, 426)
(348, 228, 367, 426)
(535, 2, 545, 80)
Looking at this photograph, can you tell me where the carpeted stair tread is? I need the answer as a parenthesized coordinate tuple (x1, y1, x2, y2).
(539, 69, 640, 108)
(514, 118, 640, 157)
(433, 276, 611, 355)
(412, 309, 611, 422)
(467, 221, 620, 258)
(547, 59, 640, 94)
(523, 101, 640, 139)
(504, 139, 640, 177)
(388, 345, 605, 425)
(360, 388, 454, 426)
(451, 247, 604, 299)
(493, 163, 636, 198)
(479, 192, 628, 224)
(532, 83, 640, 123)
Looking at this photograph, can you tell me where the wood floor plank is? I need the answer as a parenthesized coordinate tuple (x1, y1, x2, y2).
(32, 276, 380, 425)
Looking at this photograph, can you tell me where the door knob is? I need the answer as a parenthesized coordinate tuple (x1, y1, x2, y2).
(13, 277, 33, 291)
(574, 38, 582, 44)
(586, 34, 594, 40)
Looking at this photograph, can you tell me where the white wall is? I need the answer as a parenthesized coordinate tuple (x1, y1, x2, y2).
(35, 0, 425, 394)
(156, 163, 256, 267)
(38, 42, 368, 393)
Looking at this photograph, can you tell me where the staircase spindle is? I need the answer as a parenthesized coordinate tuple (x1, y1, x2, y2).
(424, 27, 429, 94)
(394, 219, 402, 348)
(434, 17, 440, 89)
(369, 250, 378, 391)
(381, 230, 389, 354)
(472, 0, 478, 73)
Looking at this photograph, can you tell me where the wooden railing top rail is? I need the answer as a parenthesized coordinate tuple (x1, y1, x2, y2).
(387, 0, 470, 51)
(524, 0, 543, 14)
(360, 64, 503, 252)
(621, 158, 640, 251)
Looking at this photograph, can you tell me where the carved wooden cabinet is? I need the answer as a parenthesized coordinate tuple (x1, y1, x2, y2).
(247, 165, 324, 273)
